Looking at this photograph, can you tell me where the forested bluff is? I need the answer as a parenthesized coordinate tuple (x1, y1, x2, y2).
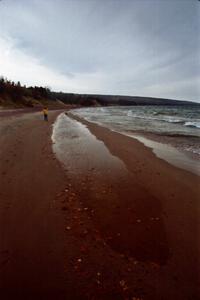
(0, 77, 198, 108)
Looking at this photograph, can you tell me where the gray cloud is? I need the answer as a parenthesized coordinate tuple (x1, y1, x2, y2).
(0, 0, 199, 101)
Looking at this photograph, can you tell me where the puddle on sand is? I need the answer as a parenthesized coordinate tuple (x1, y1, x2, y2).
(52, 113, 127, 176)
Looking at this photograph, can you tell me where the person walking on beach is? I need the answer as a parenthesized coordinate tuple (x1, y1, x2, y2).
(43, 107, 48, 121)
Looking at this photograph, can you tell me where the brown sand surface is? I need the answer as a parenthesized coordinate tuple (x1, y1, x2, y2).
(0, 110, 200, 299)
(0, 111, 69, 299)
(61, 113, 200, 299)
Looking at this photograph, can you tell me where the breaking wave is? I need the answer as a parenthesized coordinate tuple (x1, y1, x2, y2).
(184, 121, 200, 129)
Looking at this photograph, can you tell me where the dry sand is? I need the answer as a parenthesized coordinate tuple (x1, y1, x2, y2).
(0, 110, 199, 299)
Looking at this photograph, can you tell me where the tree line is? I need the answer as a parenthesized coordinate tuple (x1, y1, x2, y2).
(0, 77, 53, 106)
(0, 77, 100, 107)
(0, 77, 195, 107)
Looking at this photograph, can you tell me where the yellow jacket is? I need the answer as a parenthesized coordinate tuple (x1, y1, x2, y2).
(43, 109, 48, 115)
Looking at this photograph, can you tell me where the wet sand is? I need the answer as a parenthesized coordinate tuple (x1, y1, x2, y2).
(0, 110, 200, 299)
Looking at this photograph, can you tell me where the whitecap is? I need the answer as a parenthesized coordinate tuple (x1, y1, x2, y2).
(184, 121, 200, 129)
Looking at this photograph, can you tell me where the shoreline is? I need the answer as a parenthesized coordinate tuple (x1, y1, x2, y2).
(68, 110, 200, 176)
(126, 133, 200, 176)
(69, 106, 200, 165)
(128, 130, 200, 161)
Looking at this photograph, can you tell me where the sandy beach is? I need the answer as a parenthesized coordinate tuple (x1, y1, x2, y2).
(0, 110, 199, 299)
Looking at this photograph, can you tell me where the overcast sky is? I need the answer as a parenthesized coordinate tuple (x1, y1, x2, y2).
(0, 0, 199, 102)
